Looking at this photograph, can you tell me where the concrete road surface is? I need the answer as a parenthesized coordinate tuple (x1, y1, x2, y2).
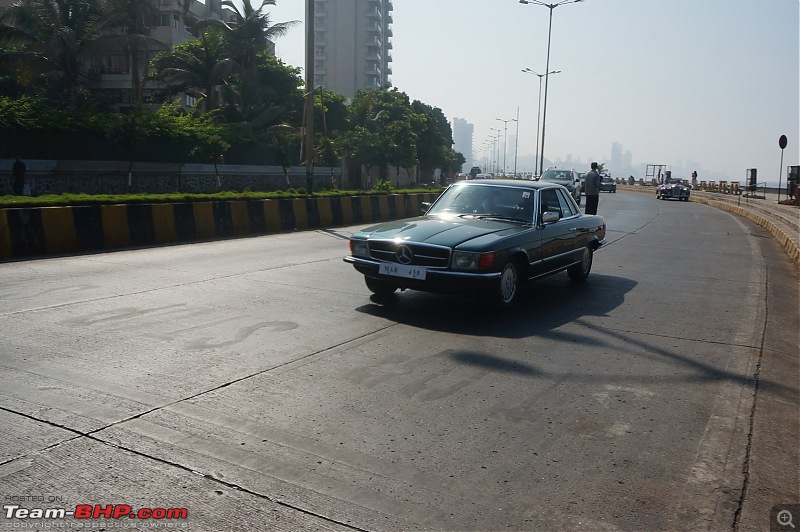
(1, 192, 797, 531)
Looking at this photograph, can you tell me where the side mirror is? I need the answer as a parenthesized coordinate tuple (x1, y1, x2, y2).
(542, 211, 560, 224)
(420, 202, 431, 214)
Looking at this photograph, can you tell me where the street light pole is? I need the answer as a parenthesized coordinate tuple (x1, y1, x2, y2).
(513, 106, 520, 176)
(490, 127, 501, 175)
(495, 117, 512, 175)
(520, 0, 584, 175)
(522, 68, 561, 176)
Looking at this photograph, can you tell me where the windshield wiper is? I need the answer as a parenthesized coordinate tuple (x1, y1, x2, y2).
(474, 215, 530, 224)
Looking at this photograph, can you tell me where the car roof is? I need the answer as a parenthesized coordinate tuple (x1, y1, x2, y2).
(540, 170, 574, 178)
(452, 179, 553, 190)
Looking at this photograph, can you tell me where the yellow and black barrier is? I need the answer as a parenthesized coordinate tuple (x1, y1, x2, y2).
(0, 193, 441, 260)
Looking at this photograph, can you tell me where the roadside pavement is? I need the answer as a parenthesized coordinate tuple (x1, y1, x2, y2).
(694, 188, 799, 531)
(621, 184, 799, 530)
(620, 185, 800, 264)
(691, 189, 799, 265)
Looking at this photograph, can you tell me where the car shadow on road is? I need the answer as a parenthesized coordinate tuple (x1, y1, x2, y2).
(355, 272, 636, 340)
(355, 273, 797, 399)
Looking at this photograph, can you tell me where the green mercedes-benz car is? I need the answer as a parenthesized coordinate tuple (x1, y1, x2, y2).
(344, 179, 607, 308)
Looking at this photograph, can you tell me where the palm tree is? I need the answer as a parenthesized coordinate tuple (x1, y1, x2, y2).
(196, 0, 297, 87)
(0, 0, 101, 102)
(92, 0, 166, 107)
(152, 30, 233, 112)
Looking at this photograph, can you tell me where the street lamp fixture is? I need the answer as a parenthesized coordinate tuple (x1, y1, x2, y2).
(520, 0, 585, 175)
(522, 68, 561, 176)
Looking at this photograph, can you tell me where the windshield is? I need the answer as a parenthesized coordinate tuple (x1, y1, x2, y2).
(540, 170, 573, 182)
(428, 184, 534, 222)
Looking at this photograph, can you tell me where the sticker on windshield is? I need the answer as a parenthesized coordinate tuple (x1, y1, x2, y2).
(522, 192, 530, 198)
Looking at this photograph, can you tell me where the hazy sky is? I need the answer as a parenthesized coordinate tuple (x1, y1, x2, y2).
(264, 0, 798, 185)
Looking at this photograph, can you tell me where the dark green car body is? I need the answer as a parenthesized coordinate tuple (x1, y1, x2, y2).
(344, 180, 606, 307)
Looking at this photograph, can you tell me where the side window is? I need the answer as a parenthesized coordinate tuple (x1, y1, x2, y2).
(555, 188, 578, 217)
(540, 189, 561, 219)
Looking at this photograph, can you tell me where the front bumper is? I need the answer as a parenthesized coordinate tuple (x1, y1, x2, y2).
(343, 256, 502, 293)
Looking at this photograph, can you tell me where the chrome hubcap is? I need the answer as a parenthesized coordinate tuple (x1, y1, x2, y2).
(500, 264, 517, 303)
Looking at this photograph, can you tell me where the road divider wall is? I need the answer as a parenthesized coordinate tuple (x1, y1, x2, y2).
(0, 193, 441, 260)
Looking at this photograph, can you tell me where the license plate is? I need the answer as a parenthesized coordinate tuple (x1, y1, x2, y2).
(379, 263, 427, 280)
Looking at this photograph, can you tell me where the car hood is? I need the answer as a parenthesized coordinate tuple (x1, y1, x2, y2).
(354, 215, 528, 249)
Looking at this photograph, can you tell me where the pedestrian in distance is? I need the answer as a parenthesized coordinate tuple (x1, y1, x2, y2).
(12, 153, 26, 196)
(584, 162, 601, 215)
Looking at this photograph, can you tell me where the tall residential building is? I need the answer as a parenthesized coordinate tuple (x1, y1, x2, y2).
(313, 0, 393, 98)
(452, 118, 474, 172)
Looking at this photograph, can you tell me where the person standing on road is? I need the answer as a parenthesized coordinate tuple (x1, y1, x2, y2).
(691, 170, 698, 189)
(12, 154, 26, 195)
(584, 162, 601, 215)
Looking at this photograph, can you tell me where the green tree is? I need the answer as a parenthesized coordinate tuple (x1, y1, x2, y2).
(0, 0, 101, 102)
(218, 52, 303, 135)
(344, 87, 418, 187)
(196, 0, 297, 88)
(151, 30, 232, 112)
(92, 0, 166, 107)
(412, 100, 453, 181)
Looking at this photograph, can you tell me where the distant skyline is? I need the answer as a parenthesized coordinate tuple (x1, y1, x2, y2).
(264, 0, 799, 186)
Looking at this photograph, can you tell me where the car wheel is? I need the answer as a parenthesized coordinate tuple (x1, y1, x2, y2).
(487, 259, 521, 309)
(365, 276, 397, 296)
(567, 246, 593, 282)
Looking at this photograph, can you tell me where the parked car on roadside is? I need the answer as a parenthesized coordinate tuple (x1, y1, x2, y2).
(344, 179, 607, 308)
(539, 168, 582, 204)
(656, 177, 691, 201)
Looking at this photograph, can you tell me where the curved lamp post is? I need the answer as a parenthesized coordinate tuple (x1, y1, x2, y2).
(520, 0, 584, 175)
(522, 68, 561, 176)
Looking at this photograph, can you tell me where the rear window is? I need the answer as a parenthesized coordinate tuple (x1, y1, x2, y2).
(541, 170, 573, 181)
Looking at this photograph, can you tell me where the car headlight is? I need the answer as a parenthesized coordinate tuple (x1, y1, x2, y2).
(350, 239, 370, 258)
(452, 251, 479, 270)
(452, 251, 496, 271)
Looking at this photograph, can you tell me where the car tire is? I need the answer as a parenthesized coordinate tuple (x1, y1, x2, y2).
(487, 259, 521, 309)
(365, 276, 397, 296)
(567, 246, 593, 282)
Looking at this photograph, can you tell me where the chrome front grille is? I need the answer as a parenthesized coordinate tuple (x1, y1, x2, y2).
(368, 241, 451, 268)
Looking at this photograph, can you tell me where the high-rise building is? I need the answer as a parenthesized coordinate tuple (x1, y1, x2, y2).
(452, 118, 474, 172)
(313, 0, 393, 98)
